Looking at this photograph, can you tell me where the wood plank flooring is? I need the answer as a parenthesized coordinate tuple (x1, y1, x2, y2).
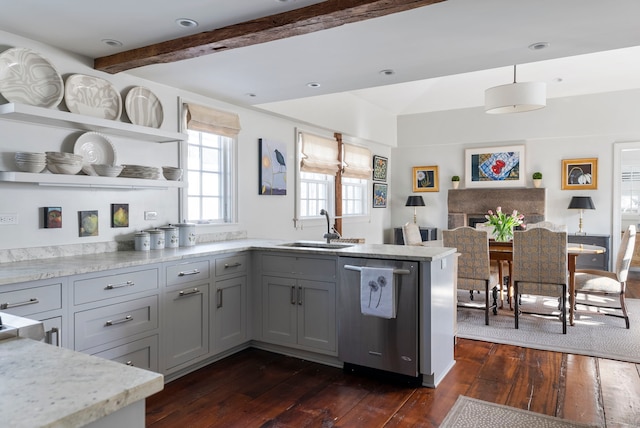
(146, 275, 640, 427)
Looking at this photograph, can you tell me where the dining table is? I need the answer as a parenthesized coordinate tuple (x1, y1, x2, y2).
(488, 240, 606, 326)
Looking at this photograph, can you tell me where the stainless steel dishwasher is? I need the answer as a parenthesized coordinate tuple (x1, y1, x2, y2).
(337, 256, 418, 378)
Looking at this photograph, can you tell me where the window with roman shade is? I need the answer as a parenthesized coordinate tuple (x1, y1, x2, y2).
(342, 143, 372, 179)
(184, 103, 241, 138)
(299, 132, 341, 175)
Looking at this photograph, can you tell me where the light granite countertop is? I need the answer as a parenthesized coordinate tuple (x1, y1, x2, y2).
(0, 338, 163, 428)
(0, 239, 455, 286)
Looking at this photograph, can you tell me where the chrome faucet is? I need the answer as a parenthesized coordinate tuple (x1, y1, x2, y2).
(320, 209, 340, 243)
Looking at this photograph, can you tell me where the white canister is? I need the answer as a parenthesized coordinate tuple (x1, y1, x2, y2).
(134, 231, 150, 251)
(160, 225, 179, 248)
(147, 229, 165, 250)
(175, 223, 196, 247)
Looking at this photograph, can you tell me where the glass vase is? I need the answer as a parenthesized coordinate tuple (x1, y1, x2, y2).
(494, 227, 513, 242)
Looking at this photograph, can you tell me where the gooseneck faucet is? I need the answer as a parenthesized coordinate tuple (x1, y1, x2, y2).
(320, 209, 340, 243)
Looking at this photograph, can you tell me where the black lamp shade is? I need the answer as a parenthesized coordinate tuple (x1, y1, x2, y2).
(406, 196, 425, 207)
(568, 196, 595, 210)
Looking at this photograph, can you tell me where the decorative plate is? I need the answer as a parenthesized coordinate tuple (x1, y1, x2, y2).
(0, 47, 64, 108)
(64, 74, 122, 120)
(73, 132, 117, 176)
(125, 86, 163, 128)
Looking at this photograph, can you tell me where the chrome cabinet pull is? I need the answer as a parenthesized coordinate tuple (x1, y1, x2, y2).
(1, 298, 38, 310)
(290, 286, 296, 305)
(216, 288, 223, 308)
(45, 327, 60, 347)
(298, 286, 303, 305)
(105, 280, 134, 290)
(178, 269, 200, 276)
(105, 315, 133, 326)
(179, 288, 200, 296)
(224, 262, 242, 268)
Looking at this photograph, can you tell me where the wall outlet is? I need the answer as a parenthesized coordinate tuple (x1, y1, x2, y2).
(0, 213, 18, 225)
(144, 211, 158, 221)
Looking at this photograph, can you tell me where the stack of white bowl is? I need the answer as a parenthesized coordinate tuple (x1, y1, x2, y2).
(45, 152, 83, 175)
(14, 152, 47, 173)
(120, 164, 161, 179)
(93, 164, 123, 177)
(162, 166, 183, 181)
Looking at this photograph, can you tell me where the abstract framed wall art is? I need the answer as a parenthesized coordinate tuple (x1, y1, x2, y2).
(412, 165, 439, 192)
(78, 210, 99, 237)
(259, 138, 287, 195)
(465, 145, 525, 188)
(372, 155, 388, 182)
(373, 183, 387, 208)
(111, 204, 129, 227)
(43, 207, 62, 228)
(561, 158, 597, 190)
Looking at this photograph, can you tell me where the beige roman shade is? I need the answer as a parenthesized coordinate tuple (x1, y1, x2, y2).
(184, 103, 241, 137)
(342, 143, 372, 179)
(299, 132, 340, 175)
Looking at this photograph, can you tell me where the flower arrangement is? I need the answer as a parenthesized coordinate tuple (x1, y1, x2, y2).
(484, 206, 525, 242)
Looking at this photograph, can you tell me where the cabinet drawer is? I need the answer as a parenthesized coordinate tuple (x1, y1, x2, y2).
(74, 267, 159, 305)
(74, 295, 158, 351)
(215, 254, 247, 277)
(262, 254, 295, 274)
(576, 253, 607, 270)
(166, 259, 210, 286)
(261, 255, 336, 277)
(0, 283, 62, 316)
(92, 335, 159, 372)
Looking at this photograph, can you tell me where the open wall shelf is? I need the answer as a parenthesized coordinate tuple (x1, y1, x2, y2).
(0, 171, 185, 190)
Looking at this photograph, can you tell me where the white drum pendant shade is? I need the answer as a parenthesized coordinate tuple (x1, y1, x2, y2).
(485, 81, 546, 114)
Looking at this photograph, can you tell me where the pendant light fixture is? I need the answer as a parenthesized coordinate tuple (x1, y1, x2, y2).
(484, 65, 546, 114)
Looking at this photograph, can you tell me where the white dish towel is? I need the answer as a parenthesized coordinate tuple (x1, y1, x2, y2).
(360, 267, 396, 319)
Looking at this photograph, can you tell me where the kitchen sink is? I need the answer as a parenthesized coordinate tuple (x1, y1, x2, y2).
(278, 241, 355, 249)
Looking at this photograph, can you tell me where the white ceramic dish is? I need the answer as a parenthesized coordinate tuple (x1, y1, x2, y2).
(93, 164, 123, 177)
(64, 74, 122, 120)
(0, 47, 64, 108)
(73, 132, 117, 176)
(125, 86, 163, 128)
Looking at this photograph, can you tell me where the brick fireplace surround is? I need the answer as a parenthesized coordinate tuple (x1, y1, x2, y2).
(447, 188, 546, 229)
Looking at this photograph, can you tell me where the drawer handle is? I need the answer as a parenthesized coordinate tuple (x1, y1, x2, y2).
(224, 262, 242, 268)
(178, 269, 200, 276)
(105, 315, 133, 326)
(45, 327, 60, 347)
(0, 298, 39, 310)
(216, 288, 223, 308)
(290, 286, 296, 305)
(105, 280, 134, 290)
(298, 286, 303, 306)
(179, 288, 200, 296)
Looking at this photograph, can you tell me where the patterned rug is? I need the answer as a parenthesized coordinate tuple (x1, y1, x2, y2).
(441, 396, 597, 427)
(456, 292, 640, 363)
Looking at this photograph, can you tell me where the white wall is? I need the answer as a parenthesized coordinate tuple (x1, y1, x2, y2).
(0, 30, 393, 250)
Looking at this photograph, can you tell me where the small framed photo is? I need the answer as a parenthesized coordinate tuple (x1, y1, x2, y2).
(412, 165, 439, 192)
(78, 210, 99, 237)
(43, 207, 62, 228)
(562, 158, 597, 190)
(373, 183, 387, 208)
(111, 204, 129, 228)
(372, 155, 388, 182)
(465, 145, 525, 188)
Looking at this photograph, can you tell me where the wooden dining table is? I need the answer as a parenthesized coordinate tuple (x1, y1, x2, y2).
(488, 240, 606, 326)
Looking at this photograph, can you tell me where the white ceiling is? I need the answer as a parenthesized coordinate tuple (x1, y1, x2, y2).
(2, 0, 640, 115)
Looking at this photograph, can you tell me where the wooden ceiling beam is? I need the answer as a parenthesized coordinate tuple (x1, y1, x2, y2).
(94, 0, 445, 74)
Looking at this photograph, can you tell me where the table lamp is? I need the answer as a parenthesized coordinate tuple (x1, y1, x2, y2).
(405, 196, 425, 224)
(568, 196, 595, 235)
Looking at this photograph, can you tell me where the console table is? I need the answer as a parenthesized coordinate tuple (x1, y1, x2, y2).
(567, 234, 610, 271)
(394, 226, 438, 245)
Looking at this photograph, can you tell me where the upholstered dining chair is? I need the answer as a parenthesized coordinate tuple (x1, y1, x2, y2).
(574, 225, 636, 328)
(402, 222, 428, 246)
(443, 226, 500, 325)
(513, 228, 568, 334)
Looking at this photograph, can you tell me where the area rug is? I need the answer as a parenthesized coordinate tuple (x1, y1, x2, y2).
(440, 396, 597, 428)
(456, 292, 640, 363)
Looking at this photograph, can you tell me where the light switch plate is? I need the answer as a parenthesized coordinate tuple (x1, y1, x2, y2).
(144, 211, 158, 220)
(0, 213, 18, 225)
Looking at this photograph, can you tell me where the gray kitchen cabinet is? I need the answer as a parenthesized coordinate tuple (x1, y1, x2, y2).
(92, 335, 159, 372)
(259, 253, 337, 354)
(211, 253, 248, 354)
(163, 258, 210, 371)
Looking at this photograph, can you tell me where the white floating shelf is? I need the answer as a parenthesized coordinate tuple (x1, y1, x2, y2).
(0, 103, 186, 143)
(0, 171, 185, 190)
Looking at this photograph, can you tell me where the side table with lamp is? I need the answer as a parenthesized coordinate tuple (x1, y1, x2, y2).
(567, 196, 610, 270)
(394, 196, 437, 244)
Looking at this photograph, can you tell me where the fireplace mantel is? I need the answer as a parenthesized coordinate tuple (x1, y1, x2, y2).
(447, 188, 546, 229)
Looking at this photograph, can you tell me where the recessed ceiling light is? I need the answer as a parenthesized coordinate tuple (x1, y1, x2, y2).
(176, 18, 198, 28)
(307, 82, 321, 88)
(101, 39, 123, 47)
(245, 93, 257, 98)
(529, 42, 550, 51)
(379, 69, 395, 76)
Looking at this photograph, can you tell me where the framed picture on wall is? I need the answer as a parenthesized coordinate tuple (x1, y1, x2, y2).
(259, 138, 287, 195)
(465, 145, 525, 188)
(561, 158, 597, 190)
(373, 183, 387, 208)
(372, 155, 388, 182)
(412, 165, 439, 192)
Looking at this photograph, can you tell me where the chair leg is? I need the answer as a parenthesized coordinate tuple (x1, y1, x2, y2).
(484, 280, 490, 325)
(492, 286, 498, 315)
(620, 292, 630, 329)
(514, 281, 519, 329)
(561, 284, 567, 334)
(469, 290, 474, 301)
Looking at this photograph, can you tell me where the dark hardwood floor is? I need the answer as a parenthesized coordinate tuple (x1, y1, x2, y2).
(146, 275, 640, 427)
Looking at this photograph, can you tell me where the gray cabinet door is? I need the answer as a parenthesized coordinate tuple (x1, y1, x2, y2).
(297, 279, 335, 352)
(212, 275, 247, 353)
(262, 275, 297, 345)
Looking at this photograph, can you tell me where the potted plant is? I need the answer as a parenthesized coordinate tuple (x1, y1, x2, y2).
(532, 172, 543, 188)
(451, 175, 460, 189)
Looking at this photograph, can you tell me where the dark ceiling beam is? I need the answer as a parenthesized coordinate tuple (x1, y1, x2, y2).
(94, 0, 445, 74)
